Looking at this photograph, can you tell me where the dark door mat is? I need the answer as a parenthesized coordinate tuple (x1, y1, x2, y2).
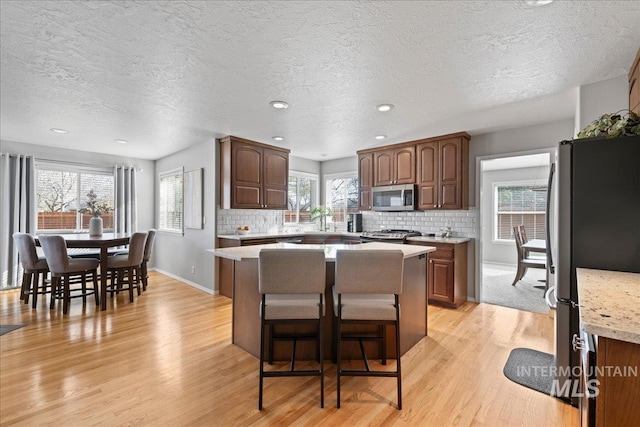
(0, 325, 25, 336)
(503, 347, 556, 396)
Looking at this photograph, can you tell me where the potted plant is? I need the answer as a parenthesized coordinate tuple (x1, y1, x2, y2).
(80, 189, 112, 236)
(310, 207, 333, 231)
(576, 110, 640, 139)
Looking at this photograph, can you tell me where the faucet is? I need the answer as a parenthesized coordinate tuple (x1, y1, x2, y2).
(440, 226, 452, 238)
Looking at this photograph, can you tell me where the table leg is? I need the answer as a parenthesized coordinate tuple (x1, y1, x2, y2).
(100, 246, 108, 310)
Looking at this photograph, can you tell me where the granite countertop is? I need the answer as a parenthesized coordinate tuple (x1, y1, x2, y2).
(406, 236, 471, 244)
(217, 231, 361, 240)
(207, 241, 435, 261)
(577, 268, 640, 345)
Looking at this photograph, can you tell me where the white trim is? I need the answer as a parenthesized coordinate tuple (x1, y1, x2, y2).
(289, 170, 319, 179)
(153, 268, 216, 295)
(158, 167, 184, 235)
(287, 171, 320, 224)
(323, 171, 357, 180)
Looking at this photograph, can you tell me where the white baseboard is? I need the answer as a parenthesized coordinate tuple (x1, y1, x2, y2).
(151, 268, 217, 295)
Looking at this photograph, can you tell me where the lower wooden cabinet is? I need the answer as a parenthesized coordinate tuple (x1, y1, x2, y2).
(409, 240, 468, 308)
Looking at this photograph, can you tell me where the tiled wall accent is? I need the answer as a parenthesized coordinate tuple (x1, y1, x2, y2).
(361, 208, 478, 238)
(217, 209, 283, 235)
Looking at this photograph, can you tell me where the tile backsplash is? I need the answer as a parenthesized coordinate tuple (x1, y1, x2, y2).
(217, 208, 477, 238)
(362, 208, 478, 238)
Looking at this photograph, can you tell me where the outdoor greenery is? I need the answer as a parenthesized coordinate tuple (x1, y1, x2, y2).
(80, 189, 112, 218)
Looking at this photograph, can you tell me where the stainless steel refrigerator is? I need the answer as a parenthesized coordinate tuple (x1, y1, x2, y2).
(553, 134, 640, 406)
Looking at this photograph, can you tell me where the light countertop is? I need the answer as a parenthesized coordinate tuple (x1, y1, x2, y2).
(217, 231, 361, 240)
(406, 236, 471, 244)
(207, 241, 435, 261)
(577, 268, 640, 345)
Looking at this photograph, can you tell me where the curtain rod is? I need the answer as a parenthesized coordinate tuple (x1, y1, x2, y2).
(34, 157, 143, 172)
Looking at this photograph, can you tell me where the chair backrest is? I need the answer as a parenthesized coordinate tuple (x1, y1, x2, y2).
(335, 250, 404, 295)
(13, 233, 42, 270)
(518, 225, 528, 244)
(259, 249, 325, 294)
(513, 226, 524, 257)
(38, 235, 69, 274)
(143, 229, 157, 261)
(127, 232, 148, 265)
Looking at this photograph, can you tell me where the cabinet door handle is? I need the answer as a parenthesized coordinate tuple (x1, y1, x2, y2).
(433, 204, 437, 208)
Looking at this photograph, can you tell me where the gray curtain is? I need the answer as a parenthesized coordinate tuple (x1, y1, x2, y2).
(114, 165, 138, 233)
(0, 153, 35, 289)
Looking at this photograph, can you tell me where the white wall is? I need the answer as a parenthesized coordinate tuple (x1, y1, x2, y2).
(290, 155, 320, 174)
(319, 156, 358, 205)
(1, 139, 155, 233)
(155, 139, 216, 293)
(481, 165, 549, 265)
(577, 75, 629, 132)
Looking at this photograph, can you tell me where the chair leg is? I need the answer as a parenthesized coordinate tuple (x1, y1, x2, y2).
(268, 324, 274, 365)
(63, 274, 70, 314)
(318, 313, 324, 409)
(511, 263, 524, 286)
(127, 268, 134, 303)
(22, 272, 32, 305)
(381, 325, 387, 365)
(258, 299, 266, 410)
(141, 261, 148, 291)
(31, 272, 40, 309)
(81, 273, 87, 304)
(395, 296, 402, 410)
(93, 270, 100, 306)
(135, 267, 141, 296)
(337, 296, 342, 409)
(50, 277, 58, 310)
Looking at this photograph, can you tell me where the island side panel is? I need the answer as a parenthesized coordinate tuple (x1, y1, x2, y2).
(232, 259, 261, 358)
(398, 253, 428, 355)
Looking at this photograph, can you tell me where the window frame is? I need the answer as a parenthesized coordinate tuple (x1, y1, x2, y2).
(34, 160, 115, 234)
(158, 167, 184, 235)
(286, 170, 319, 224)
(324, 172, 359, 224)
(493, 179, 548, 244)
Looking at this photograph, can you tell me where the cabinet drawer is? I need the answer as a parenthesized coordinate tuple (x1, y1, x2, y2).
(241, 238, 277, 246)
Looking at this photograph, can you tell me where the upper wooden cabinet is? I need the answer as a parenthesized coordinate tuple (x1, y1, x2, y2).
(219, 136, 289, 209)
(373, 146, 416, 186)
(629, 47, 640, 115)
(417, 134, 469, 210)
(358, 153, 373, 211)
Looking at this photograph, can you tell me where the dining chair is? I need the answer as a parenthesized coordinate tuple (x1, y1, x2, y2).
(38, 235, 100, 314)
(258, 248, 326, 410)
(105, 232, 147, 303)
(333, 249, 404, 410)
(140, 229, 157, 291)
(13, 233, 50, 309)
(511, 225, 546, 286)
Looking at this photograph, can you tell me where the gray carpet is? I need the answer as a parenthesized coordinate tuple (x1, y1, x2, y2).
(482, 263, 549, 313)
(503, 347, 556, 396)
(0, 325, 25, 336)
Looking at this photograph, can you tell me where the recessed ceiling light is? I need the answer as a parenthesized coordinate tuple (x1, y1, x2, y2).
(375, 135, 387, 140)
(376, 104, 394, 112)
(50, 128, 68, 134)
(525, 0, 553, 5)
(269, 100, 289, 109)
(115, 139, 128, 144)
(272, 136, 284, 141)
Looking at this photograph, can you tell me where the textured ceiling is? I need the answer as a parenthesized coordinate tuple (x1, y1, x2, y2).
(1, 1, 639, 161)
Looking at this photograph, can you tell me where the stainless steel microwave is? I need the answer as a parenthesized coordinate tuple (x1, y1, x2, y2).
(371, 184, 416, 211)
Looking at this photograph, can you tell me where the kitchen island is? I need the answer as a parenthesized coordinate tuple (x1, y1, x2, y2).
(208, 242, 435, 360)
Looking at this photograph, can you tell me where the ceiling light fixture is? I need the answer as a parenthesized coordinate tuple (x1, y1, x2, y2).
(50, 128, 69, 134)
(115, 139, 128, 144)
(376, 104, 394, 112)
(375, 135, 387, 140)
(525, 0, 553, 6)
(269, 100, 289, 109)
(272, 136, 284, 141)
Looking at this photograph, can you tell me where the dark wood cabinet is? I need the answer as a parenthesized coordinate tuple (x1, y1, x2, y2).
(410, 240, 468, 308)
(219, 136, 289, 209)
(373, 146, 415, 186)
(358, 153, 373, 211)
(417, 134, 469, 210)
(629, 47, 640, 116)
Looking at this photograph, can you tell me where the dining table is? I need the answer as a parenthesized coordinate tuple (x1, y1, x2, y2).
(36, 233, 131, 310)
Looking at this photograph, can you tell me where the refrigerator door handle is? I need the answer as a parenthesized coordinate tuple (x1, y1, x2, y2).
(545, 286, 557, 309)
(546, 162, 555, 274)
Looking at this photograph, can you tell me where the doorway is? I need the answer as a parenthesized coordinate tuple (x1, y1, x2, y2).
(477, 150, 554, 313)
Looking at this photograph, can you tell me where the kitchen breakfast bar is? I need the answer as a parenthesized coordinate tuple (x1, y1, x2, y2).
(208, 242, 435, 360)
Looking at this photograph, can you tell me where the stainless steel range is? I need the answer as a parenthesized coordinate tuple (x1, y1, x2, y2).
(360, 229, 422, 243)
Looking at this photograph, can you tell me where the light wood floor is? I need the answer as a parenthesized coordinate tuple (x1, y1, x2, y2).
(0, 272, 578, 426)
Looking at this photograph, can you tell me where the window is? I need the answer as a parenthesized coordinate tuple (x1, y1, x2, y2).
(159, 168, 183, 233)
(285, 172, 318, 223)
(36, 163, 114, 232)
(495, 183, 547, 241)
(325, 173, 359, 223)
